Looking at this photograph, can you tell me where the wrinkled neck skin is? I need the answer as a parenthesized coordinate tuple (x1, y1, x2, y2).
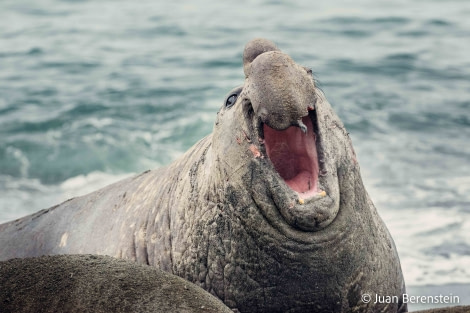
(169, 88, 406, 312)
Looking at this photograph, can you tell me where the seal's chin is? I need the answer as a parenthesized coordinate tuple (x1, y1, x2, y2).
(263, 115, 320, 199)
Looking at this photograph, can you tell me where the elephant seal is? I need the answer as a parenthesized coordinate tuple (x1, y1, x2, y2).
(0, 254, 232, 313)
(0, 38, 406, 312)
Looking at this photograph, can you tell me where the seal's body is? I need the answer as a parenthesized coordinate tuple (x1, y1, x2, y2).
(0, 255, 232, 313)
(0, 39, 406, 312)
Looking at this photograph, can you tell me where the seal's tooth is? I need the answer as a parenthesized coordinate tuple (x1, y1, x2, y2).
(296, 119, 307, 134)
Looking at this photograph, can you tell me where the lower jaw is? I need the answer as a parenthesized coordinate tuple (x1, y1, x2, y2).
(250, 162, 339, 235)
(284, 170, 320, 199)
(271, 166, 339, 231)
(295, 188, 320, 199)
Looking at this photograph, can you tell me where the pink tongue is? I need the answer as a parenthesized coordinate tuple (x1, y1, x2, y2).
(263, 116, 319, 196)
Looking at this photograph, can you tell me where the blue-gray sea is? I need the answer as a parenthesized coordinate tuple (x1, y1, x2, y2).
(1, 0, 469, 310)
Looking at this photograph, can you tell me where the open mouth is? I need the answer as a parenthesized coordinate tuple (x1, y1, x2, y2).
(263, 113, 320, 199)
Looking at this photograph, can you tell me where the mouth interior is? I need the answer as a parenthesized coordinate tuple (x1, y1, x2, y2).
(263, 115, 319, 198)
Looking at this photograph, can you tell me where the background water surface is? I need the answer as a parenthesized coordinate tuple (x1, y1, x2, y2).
(1, 0, 469, 310)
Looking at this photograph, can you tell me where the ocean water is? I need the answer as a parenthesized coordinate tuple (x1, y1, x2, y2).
(1, 0, 469, 309)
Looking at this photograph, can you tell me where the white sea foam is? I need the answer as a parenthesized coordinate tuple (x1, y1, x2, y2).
(59, 171, 133, 199)
(362, 156, 470, 287)
(0, 172, 133, 224)
(379, 204, 470, 286)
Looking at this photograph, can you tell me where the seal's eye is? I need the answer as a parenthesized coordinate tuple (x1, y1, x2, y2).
(224, 85, 243, 109)
(226, 94, 238, 108)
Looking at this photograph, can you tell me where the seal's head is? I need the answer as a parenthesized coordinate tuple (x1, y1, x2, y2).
(213, 38, 354, 234)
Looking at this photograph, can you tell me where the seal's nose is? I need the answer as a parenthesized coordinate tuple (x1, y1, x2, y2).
(243, 45, 316, 131)
(243, 38, 280, 77)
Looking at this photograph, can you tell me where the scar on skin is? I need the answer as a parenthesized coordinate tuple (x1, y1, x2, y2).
(249, 144, 262, 158)
(59, 232, 68, 247)
(243, 130, 252, 143)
